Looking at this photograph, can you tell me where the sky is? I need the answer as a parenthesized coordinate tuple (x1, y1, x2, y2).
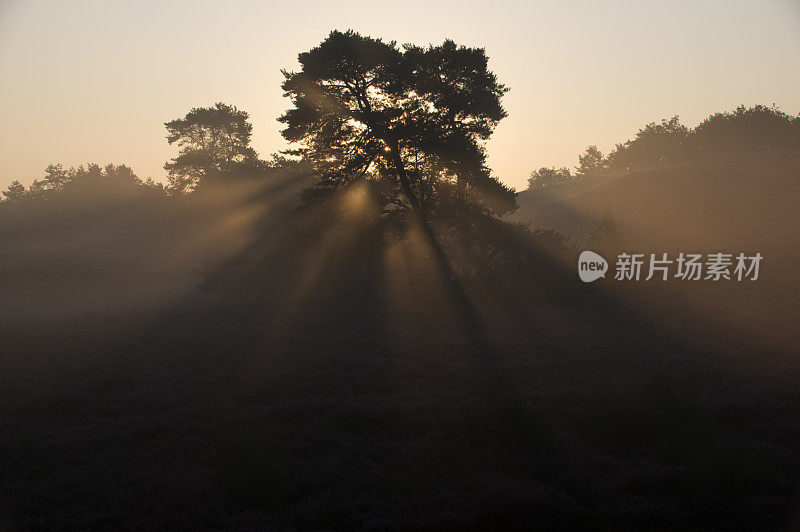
(1, 0, 798, 191)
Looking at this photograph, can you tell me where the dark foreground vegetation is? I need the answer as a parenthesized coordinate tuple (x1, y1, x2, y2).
(2, 31, 800, 529)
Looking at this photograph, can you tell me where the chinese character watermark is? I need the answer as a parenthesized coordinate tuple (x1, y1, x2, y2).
(578, 251, 762, 283)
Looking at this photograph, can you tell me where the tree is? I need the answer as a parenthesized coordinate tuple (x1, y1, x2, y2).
(19, 164, 70, 200)
(691, 104, 800, 155)
(279, 30, 516, 231)
(164, 102, 260, 193)
(2, 180, 27, 204)
(527, 167, 572, 190)
(575, 145, 606, 178)
(65, 163, 144, 195)
(42, 164, 70, 191)
(606, 117, 688, 171)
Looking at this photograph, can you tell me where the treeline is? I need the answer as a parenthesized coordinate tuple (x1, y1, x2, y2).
(5, 104, 797, 204)
(1, 163, 165, 205)
(528, 105, 800, 189)
(5, 104, 797, 205)
(0, 102, 307, 206)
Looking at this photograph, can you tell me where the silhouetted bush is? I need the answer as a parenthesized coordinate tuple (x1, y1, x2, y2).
(587, 211, 623, 252)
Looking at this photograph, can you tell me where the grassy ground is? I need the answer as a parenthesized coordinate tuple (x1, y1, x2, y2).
(1, 271, 798, 529)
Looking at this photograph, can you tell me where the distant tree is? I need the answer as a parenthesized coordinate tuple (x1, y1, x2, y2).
(66, 163, 143, 194)
(27, 179, 48, 200)
(2, 180, 27, 204)
(606, 116, 688, 171)
(527, 167, 572, 190)
(22, 164, 72, 200)
(43, 164, 70, 191)
(164, 102, 261, 193)
(144, 177, 166, 192)
(575, 145, 607, 178)
(279, 30, 516, 229)
(690, 104, 800, 155)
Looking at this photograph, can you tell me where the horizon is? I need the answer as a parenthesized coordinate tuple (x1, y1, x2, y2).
(1, 0, 799, 191)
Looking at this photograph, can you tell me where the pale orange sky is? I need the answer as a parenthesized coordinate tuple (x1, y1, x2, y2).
(1, 0, 798, 191)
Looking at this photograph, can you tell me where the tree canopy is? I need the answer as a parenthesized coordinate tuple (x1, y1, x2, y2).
(527, 167, 573, 190)
(279, 30, 516, 224)
(2, 180, 27, 204)
(164, 102, 261, 193)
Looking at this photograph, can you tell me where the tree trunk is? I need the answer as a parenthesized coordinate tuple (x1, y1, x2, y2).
(389, 142, 487, 346)
(389, 144, 457, 283)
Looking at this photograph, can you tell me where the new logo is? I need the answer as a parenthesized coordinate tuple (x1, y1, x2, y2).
(578, 250, 608, 282)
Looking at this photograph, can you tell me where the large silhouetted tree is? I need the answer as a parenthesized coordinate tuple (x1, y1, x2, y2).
(279, 30, 516, 232)
(164, 102, 260, 193)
